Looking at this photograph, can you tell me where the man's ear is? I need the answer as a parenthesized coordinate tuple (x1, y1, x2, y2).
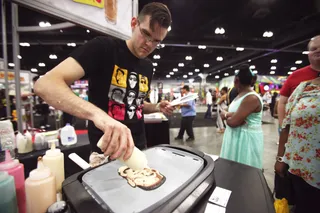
(131, 17, 138, 30)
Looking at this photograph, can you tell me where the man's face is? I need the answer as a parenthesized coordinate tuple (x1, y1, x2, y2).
(308, 37, 320, 69)
(127, 91, 136, 104)
(116, 70, 124, 82)
(129, 74, 137, 88)
(127, 106, 136, 119)
(131, 16, 168, 58)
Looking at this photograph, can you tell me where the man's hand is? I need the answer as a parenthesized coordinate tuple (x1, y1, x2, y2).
(94, 114, 134, 161)
(159, 101, 175, 115)
(274, 161, 287, 177)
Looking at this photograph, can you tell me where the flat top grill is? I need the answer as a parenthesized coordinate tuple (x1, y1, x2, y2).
(82, 146, 205, 213)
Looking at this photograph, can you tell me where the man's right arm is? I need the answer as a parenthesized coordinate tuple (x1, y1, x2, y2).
(34, 57, 134, 160)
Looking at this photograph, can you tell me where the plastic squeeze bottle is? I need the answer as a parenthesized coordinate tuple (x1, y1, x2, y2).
(43, 141, 65, 193)
(97, 137, 148, 170)
(0, 150, 26, 213)
(0, 171, 18, 213)
(25, 157, 56, 213)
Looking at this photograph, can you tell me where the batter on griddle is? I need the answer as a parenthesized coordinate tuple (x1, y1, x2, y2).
(118, 166, 166, 190)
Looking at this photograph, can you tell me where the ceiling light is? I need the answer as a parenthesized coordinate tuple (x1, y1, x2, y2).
(234, 69, 239, 73)
(67, 43, 76, 47)
(295, 60, 302, 64)
(271, 59, 277, 63)
(248, 59, 251, 62)
(168, 26, 171, 32)
(215, 75, 220, 79)
(224, 73, 229, 76)
(183, 75, 188, 78)
(188, 72, 193, 75)
(264, 85, 270, 91)
(290, 67, 297, 71)
(204, 64, 210, 68)
(185, 56, 192, 60)
(39, 21, 51, 27)
(8, 63, 14, 67)
(252, 70, 258, 74)
(153, 68, 156, 71)
(166, 75, 171, 78)
(49, 54, 57, 59)
(216, 56, 223, 61)
(153, 63, 158, 66)
(153, 55, 160, 59)
(60, 29, 63, 33)
(270, 71, 275, 75)
(195, 69, 200, 72)
(173, 68, 178, 72)
(17, 55, 22, 59)
(160, 44, 165, 48)
(31, 68, 38, 72)
(288, 71, 293, 75)
(38, 63, 46, 67)
(86, 29, 90, 33)
(271, 66, 276, 70)
(230, 66, 233, 68)
(169, 72, 174, 75)
(263, 31, 273, 38)
(249, 65, 256, 69)
(19, 42, 30, 47)
(236, 47, 244, 51)
(178, 63, 184, 67)
(215, 27, 225, 34)
(198, 45, 206, 49)
(302, 51, 309, 55)
(188, 79, 194, 83)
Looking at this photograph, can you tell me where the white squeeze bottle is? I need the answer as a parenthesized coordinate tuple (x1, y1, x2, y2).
(43, 141, 65, 193)
(25, 157, 56, 213)
(60, 123, 77, 146)
(97, 137, 148, 170)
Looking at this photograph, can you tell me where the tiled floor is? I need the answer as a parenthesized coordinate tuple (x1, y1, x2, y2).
(169, 107, 279, 191)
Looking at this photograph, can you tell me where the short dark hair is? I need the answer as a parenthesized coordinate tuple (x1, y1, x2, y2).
(182, 85, 190, 92)
(235, 64, 257, 86)
(221, 87, 228, 93)
(138, 2, 172, 31)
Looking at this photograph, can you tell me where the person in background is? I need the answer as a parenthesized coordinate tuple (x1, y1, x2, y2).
(204, 89, 213, 119)
(270, 92, 278, 118)
(278, 35, 320, 134)
(220, 65, 264, 169)
(274, 77, 320, 213)
(227, 86, 238, 106)
(34, 3, 174, 161)
(216, 87, 228, 133)
(262, 91, 272, 105)
(175, 85, 196, 142)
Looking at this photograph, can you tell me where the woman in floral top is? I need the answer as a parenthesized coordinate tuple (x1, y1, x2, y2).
(275, 78, 320, 213)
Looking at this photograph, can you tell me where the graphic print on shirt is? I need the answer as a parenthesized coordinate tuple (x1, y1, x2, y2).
(108, 65, 149, 121)
(128, 72, 138, 89)
(139, 75, 149, 92)
(111, 65, 128, 88)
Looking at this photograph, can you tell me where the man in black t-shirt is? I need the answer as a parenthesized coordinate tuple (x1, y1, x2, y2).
(34, 3, 173, 161)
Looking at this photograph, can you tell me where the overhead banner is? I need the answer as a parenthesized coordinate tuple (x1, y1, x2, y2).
(11, 0, 137, 40)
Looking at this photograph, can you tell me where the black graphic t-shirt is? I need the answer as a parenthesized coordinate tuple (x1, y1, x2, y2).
(70, 36, 153, 152)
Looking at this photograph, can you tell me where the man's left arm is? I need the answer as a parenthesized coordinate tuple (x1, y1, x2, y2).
(143, 101, 175, 115)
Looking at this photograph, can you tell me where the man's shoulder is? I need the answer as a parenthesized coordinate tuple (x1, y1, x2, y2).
(290, 65, 312, 77)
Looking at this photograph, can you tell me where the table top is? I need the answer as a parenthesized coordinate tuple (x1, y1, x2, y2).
(214, 158, 275, 213)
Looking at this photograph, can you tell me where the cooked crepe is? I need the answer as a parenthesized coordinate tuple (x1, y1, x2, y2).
(118, 166, 166, 190)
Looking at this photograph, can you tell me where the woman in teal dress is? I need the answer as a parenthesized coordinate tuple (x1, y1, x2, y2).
(220, 65, 264, 169)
